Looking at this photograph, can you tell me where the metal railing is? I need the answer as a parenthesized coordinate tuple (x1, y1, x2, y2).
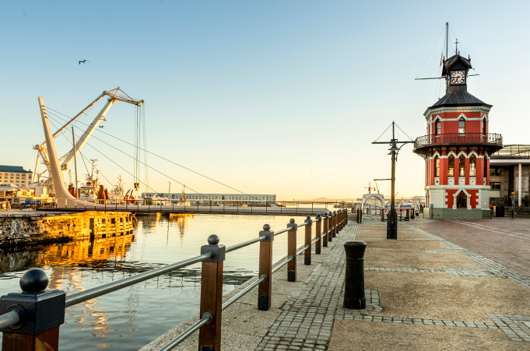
(0, 209, 350, 351)
(414, 133, 503, 150)
(37, 199, 344, 216)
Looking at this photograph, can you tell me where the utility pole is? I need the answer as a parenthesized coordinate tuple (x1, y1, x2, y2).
(372, 122, 414, 239)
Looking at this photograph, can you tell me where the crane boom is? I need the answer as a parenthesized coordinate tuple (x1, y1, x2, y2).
(38, 92, 106, 148)
(60, 97, 116, 170)
(32, 87, 145, 185)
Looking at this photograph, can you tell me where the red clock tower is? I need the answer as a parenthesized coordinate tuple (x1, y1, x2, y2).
(413, 51, 503, 219)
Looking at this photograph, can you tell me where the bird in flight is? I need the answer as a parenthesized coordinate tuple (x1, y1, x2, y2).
(79, 60, 89, 65)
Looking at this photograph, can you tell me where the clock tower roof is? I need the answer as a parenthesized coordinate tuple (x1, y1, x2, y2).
(429, 90, 491, 109)
(442, 54, 472, 76)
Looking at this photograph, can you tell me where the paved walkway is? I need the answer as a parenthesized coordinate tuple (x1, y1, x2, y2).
(144, 215, 530, 350)
(412, 218, 530, 277)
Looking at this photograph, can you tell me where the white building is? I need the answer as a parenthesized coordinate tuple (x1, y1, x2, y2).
(0, 165, 32, 188)
(142, 192, 276, 204)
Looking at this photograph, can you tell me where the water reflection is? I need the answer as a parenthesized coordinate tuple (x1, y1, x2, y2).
(0, 213, 307, 350)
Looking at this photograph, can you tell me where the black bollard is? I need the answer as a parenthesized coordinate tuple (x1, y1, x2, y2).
(343, 241, 366, 309)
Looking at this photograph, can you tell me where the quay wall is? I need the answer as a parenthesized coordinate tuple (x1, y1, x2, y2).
(0, 211, 137, 248)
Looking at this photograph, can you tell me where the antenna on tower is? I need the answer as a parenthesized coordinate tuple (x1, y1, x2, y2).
(445, 22, 449, 60)
(455, 38, 459, 55)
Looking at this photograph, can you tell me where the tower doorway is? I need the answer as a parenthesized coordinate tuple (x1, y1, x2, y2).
(456, 192, 467, 209)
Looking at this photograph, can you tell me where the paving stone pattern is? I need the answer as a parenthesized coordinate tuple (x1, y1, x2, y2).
(255, 219, 530, 350)
(255, 222, 358, 351)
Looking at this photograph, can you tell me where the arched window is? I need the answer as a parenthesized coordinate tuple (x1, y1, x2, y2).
(435, 120, 441, 136)
(448, 155, 455, 177)
(459, 118, 466, 134)
(483, 119, 487, 135)
(459, 155, 466, 177)
(470, 155, 476, 177)
(435, 157, 440, 177)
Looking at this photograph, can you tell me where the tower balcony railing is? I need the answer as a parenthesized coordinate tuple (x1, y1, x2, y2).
(414, 133, 503, 151)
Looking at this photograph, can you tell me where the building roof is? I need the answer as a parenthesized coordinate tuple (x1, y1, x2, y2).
(0, 165, 32, 174)
(442, 54, 472, 76)
(429, 90, 491, 109)
(0, 184, 19, 191)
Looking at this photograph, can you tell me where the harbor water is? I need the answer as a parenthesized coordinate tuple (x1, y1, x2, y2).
(0, 213, 313, 350)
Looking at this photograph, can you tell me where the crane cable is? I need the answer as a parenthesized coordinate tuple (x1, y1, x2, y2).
(46, 112, 206, 197)
(46, 106, 259, 200)
(47, 114, 159, 194)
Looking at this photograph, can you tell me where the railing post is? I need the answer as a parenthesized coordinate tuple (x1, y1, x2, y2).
(328, 212, 333, 242)
(199, 235, 226, 351)
(304, 215, 312, 265)
(287, 219, 297, 282)
(322, 214, 328, 247)
(332, 211, 337, 237)
(315, 214, 322, 254)
(0, 268, 66, 351)
(258, 224, 273, 311)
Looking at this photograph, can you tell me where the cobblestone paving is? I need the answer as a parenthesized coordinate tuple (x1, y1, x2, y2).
(255, 223, 358, 351)
(255, 218, 530, 350)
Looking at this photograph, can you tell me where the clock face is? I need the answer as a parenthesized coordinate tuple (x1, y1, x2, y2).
(450, 70, 466, 85)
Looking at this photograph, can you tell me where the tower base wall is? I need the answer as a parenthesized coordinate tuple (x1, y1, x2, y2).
(424, 208, 491, 219)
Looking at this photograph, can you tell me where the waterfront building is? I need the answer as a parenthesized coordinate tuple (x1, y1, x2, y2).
(142, 192, 276, 204)
(489, 145, 530, 209)
(0, 183, 33, 203)
(413, 52, 503, 219)
(0, 165, 32, 188)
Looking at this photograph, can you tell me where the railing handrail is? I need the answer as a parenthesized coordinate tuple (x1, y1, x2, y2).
(274, 227, 290, 236)
(414, 132, 503, 149)
(226, 235, 266, 253)
(0, 310, 20, 330)
(65, 252, 213, 307)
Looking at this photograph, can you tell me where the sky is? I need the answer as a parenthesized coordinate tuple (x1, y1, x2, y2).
(1, 0, 529, 200)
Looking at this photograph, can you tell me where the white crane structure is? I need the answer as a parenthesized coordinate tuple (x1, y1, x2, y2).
(33, 87, 144, 194)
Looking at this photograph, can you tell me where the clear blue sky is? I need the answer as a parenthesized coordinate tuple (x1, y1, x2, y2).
(1, 1, 529, 200)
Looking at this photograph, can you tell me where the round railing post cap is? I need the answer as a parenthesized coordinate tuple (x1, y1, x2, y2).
(208, 234, 220, 245)
(263, 224, 270, 231)
(289, 218, 295, 223)
(20, 268, 49, 293)
(306, 215, 311, 220)
(316, 213, 321, 218)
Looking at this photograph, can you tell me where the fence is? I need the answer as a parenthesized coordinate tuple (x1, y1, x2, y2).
(0, 209, 349, 351)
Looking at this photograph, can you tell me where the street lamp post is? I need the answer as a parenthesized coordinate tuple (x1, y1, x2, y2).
(372, 122, 414, 240)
